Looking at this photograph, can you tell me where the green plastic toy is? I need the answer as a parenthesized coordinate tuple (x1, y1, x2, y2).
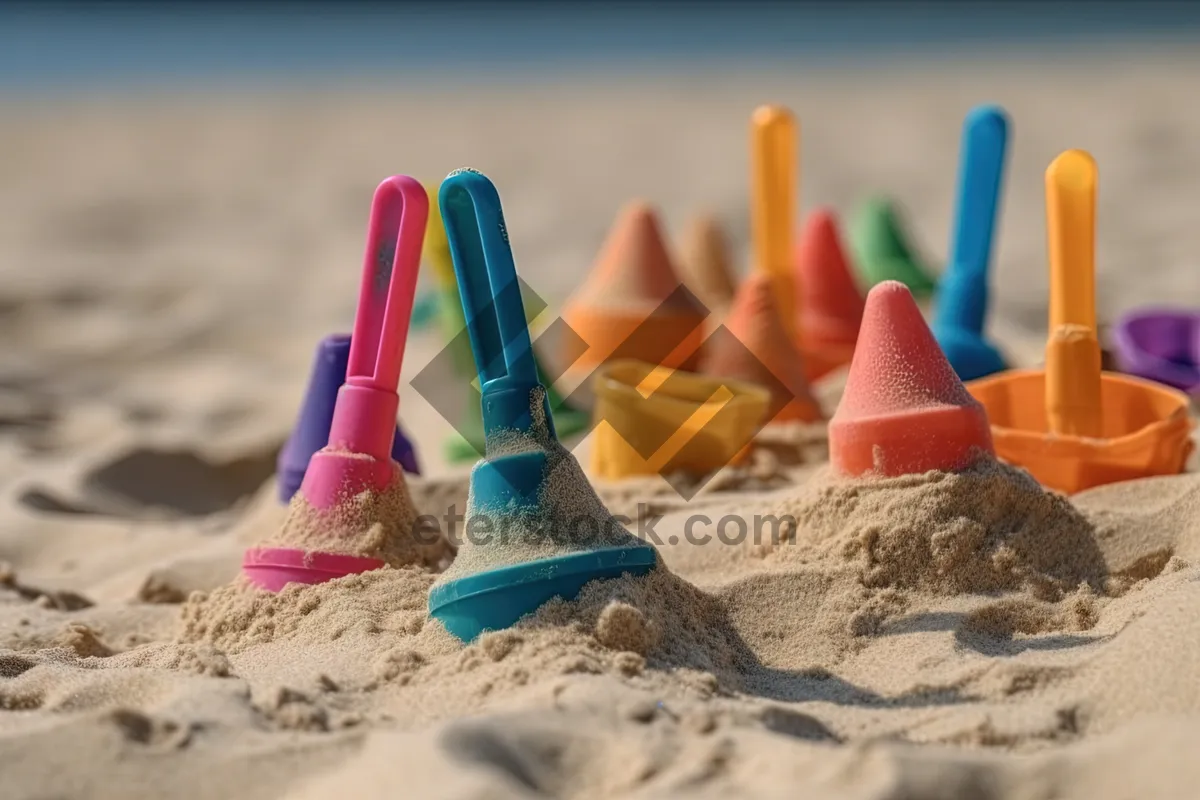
(848, 196, 939, 297)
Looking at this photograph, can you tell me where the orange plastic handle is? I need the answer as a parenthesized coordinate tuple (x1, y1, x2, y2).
(751, 105, 799, 338)
(1044, 150, 1102, 437)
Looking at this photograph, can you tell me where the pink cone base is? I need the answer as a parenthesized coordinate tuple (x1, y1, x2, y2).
(242, 547, 385, 592)
(300, 449, 396, 510)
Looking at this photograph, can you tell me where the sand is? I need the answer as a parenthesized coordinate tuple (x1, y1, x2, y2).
(261, 460, 453, 570)
(6, 49, 1200, 799)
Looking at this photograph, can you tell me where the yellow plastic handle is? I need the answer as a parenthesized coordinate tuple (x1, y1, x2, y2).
(1044, 150, 1102, 437)
(751, 105, 798, 338)
(422, 181, 457, 291)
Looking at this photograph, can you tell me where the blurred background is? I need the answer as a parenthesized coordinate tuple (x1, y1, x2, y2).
(2, 1, 1199, 497)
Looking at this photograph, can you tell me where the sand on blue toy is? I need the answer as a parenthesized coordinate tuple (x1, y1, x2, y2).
(426, 169, 657, 643)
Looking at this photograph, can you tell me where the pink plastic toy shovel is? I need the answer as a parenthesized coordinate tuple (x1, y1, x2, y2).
(243, 175, 429, 591)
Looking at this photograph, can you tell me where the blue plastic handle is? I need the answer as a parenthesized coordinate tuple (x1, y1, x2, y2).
(439, 170, 538, 386)
(438, 170, 554, 440)
(935, 105, 1010, 336)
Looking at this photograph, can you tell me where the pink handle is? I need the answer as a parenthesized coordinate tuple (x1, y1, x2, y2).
(346, 175, 429, 393)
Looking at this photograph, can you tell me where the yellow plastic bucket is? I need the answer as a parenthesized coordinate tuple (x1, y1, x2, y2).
(590, 359, 770, 480)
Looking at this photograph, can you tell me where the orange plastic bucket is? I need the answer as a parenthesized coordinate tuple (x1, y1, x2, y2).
(967, 368, 1193, 494)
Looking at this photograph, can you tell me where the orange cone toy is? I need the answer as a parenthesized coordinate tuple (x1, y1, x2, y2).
(561, 202, 707, 376)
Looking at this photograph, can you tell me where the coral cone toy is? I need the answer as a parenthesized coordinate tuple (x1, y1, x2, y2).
(932, 105, 1011, 381)
(244, 175, 428, 590)
(1112, 308, 1200, 395)
(276, 333, 418, 504)
(679, 213, 738, 314)
(967, 150, 1193, 494)
(424, 182, 588, 462)
(751, 105, 800, 341)
(829, 281, 994, 477)
(794, 208, 866, 379)
(561, 202, 706, 375)
(848, 197, 938, 296)
(428, 170, 657, 643)
(706, 273, 823, 424)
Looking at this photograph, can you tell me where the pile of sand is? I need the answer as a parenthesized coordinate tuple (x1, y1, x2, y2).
(257, 461, 453, 569)
(765, 459, 1119, 598)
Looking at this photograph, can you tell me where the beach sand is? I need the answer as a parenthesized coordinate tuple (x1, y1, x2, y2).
(3, 49, 1200, 798)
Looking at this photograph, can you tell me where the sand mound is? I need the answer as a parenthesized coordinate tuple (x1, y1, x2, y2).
(257, 464, 453, 569)
(764, 460, 1120, 601)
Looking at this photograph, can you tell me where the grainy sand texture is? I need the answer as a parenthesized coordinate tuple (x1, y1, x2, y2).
(3, 49, 1200, 799)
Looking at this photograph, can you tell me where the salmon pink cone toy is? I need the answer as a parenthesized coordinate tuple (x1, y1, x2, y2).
(706, 273, 823, 424)
(829, 280, 994, 477)
(794, 208, 866, 379)
(244, 175, 428, 590)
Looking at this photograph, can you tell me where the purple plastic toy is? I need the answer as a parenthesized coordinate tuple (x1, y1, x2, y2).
(277, 332, 419, 504)
(1112, 308, 1200, 395)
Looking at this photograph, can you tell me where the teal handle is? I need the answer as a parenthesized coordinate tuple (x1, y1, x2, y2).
(439, 170, 554, 439)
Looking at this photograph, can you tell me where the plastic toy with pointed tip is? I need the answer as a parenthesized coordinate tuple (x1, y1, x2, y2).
(679, 213, 738, 314)
(967, 150, 1193, 494)
(1111, 308, 1200, 395)
(829, 280, 994, 478)
(932, 105, 1011, 381)
(560, 201, 707, 377)
(243, 175, 427, 590)
(427, 170, 657, 643)
(848, 196, 938, 297)
(705, 272, 824, 424)
(794, 208, 866, 379)
(276, 333, 419, 504)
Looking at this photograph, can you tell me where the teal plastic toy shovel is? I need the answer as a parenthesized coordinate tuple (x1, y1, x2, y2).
(427, 170, 657, 643)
